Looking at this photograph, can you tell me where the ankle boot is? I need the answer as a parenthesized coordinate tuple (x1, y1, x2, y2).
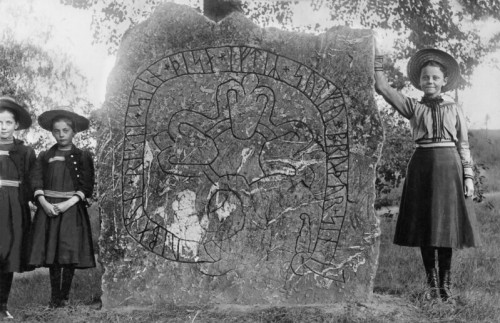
(420, 247, 439, 300)
(439, 269, 453, 301)
(0, 303, 13, 320)
(0, 273, 13, 319)
(437, 247, 454, 303)
(424, 268, 440, 300)
(49, 292, 62, 308)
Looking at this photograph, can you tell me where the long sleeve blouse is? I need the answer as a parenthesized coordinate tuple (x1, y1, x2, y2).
(383, 91, 474, 179)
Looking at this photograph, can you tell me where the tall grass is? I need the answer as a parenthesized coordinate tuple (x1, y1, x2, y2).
(484, 167, 500, 192)
(375, 195, 500, 322)
(9, 266, 103, 308)
(469, 129, 500, 193)
(7, 204, 103, 320)
(5, 131, 499, 321)
(11, 200, 500, 322)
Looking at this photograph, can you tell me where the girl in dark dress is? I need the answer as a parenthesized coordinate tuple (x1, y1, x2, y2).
(29, 108, 95, 308)
(374, 46, 480, 302)
(0, 97, 35, 320)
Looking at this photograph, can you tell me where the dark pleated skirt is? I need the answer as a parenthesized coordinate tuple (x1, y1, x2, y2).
(0, 149, 32, 273)
(28, 199, 96, 269)
(393, 147, 481, 248)
(0, 187, 30, 273)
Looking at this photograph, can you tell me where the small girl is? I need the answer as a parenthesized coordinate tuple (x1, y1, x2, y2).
(0, 97, 35, 320)
(374, 46, 480, 302)
(28, 108, 95, 308)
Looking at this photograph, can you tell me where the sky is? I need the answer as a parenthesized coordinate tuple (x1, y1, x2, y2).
(1, 0, 499, 129)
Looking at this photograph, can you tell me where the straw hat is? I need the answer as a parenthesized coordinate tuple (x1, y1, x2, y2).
(407, 48, 461, 92)
(0, 96, 32, 130)
(38, 107, 90, 132)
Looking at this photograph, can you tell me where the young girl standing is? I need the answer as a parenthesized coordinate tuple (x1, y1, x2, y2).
(0, 97, 35, 320)
(374, 46, 480, 302)
(29, 108, 95, 308)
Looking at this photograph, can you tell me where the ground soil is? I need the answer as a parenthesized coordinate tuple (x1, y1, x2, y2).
(207, 293, 428, 322)
(15, 293, 430, 323)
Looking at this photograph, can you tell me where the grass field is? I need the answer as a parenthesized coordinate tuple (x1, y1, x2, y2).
(371, 129, 500, 322)
(7, 199, 500, 321)
(375, 195, 500, 322)
(5, 131, 500, 322)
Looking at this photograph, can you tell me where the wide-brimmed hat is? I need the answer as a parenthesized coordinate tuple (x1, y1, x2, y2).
(0, 96, 32, 130)
(38, 107, 90, 132)
(407, 48, 461, 92)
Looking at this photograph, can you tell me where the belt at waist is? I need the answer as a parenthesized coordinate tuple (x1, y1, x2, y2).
(44, 190, 77, 198)
(0, 179, 20, 187)
(415, 142, 456, 148)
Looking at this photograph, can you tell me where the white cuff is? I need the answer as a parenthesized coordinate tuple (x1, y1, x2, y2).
(75, 191, 86, 201)
(464, 167, 474, 179)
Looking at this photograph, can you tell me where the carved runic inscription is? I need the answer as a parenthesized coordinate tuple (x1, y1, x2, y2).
(122, 46, 349, 281)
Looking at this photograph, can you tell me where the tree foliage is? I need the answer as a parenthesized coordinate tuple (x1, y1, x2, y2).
(59, 0, 500, 81)
(375, 106, 414, 206)
(0, 26, 94, 153)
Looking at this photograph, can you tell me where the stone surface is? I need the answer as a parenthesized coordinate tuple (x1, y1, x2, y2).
(97, 3, 382, 307)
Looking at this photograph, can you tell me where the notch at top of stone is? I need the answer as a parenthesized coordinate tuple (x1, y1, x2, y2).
(204, 0, 243, 22)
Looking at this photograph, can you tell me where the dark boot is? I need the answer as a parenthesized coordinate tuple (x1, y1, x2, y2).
(0, 303, 13, 320)
(439, 269, 453, 302)
(0, 273, 13, 319)
(437, 247, 454, 303)
(424, 268, 440, 300)
(421, 247, 439, 300)
(49, 267, 62, 308)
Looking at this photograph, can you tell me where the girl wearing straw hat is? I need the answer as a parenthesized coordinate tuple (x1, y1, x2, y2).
(374, 45, 480, 302)
(0, 97, 35, 320)
(28, 108, 95, 308)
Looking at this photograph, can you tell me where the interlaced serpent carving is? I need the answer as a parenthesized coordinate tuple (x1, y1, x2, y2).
(122, 46, 348, 281)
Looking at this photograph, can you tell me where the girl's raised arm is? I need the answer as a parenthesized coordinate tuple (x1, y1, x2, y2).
(374, 42, 415, 120)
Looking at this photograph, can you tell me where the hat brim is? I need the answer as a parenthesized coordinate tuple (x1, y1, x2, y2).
(38, 110, 90, 132)
(407, 49, 461, 92)
(0, 97, 32, 130)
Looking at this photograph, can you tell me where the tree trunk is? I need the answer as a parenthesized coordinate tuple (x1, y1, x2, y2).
(203, 0, 243, 22)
